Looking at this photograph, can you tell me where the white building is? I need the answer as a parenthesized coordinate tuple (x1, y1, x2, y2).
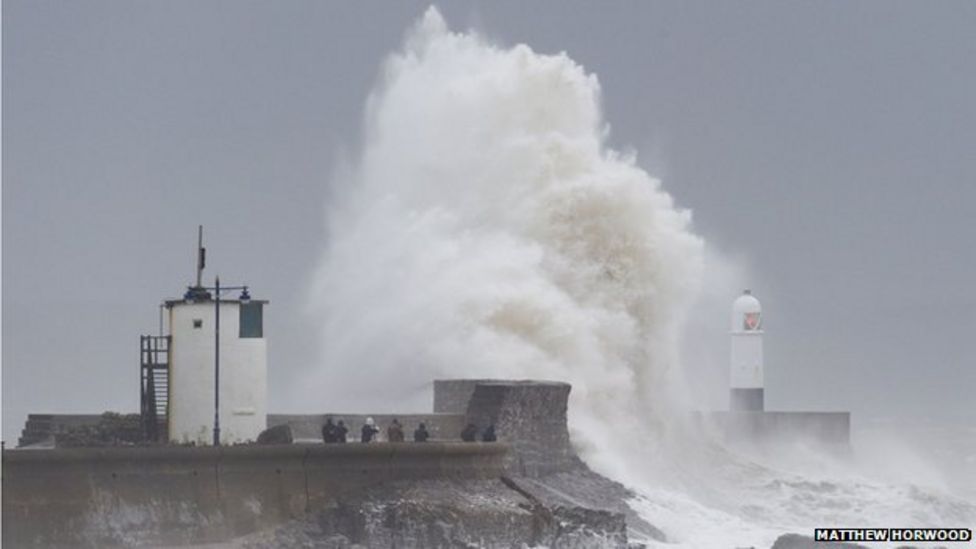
(730, 289, 763, 411)
(164, 287, 268, 445)
(140, 228, 268, 445)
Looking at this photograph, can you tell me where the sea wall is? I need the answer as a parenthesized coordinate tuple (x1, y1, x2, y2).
(2, 442, 507, 548)
(462, 380, 584, 476)
(699, 411, 851, 450)
(433, 379, 491, 413)
(4, 380, 605, 547)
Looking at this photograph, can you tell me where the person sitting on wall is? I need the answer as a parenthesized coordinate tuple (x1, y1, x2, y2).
(335, 420, 348, 443)
(361, 417, 380, 443)
(460, 423, 478, 442)
(482, 424, 497, 442)
(388, 419, 405, 442)
(414, 422, 430, 442)
(322, 418, 337, 443)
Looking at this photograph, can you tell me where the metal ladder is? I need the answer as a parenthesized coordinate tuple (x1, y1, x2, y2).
(140, 335, 170, 442)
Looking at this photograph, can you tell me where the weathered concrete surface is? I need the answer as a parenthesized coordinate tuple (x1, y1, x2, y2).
(233, 479, 630, 549)
(6, 380, 665, 547)
(510, 471, 666, 543)
(450, 380, 667, 543)
(433, 379, 493, 414)
(3, 446, 226, 547)
(438, 379, 666, 543)
(463, 380, 584, 476)
(2, 443, 507, 548)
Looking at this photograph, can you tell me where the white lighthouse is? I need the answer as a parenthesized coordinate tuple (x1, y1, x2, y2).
(730, 289, 764, 411)
(141, 227, 268, 445)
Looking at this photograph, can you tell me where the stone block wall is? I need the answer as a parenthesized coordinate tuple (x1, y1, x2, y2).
(432, 379, 492, 413)
(458, 380, 583, 476)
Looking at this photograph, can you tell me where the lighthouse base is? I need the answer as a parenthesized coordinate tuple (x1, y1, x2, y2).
(730, 388, 764, 411)
(694, 410, 851, 453)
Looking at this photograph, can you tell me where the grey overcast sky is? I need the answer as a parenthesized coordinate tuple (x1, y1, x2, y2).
(3, 1, 974, 440)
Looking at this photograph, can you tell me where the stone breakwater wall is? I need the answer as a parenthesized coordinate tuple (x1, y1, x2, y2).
(269, 379, 586, 477)
(2, 442, 507, 548)
(433, 379, 492, 413)
(461, 380, 584, 476)
(16, 380, 569, 450)
(3, 380, 632, 547)
(433, 379, 584, 475)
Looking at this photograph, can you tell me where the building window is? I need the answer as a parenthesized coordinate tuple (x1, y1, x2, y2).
(193, 319, 203, 329)
(239, 303, 263, 338)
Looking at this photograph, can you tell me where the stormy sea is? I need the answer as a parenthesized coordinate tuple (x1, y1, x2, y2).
(297, 8, 975, 548)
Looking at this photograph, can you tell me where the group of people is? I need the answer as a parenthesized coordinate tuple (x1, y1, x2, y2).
(321, 417, 431, 443)
(321, 417, 496, 444)
(320, 418, 349, 443)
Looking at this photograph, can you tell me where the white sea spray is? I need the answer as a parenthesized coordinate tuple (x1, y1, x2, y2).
(303, 8, 976, 547)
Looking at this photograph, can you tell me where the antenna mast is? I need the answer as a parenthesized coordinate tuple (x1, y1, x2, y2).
(196, 225, 206, 288)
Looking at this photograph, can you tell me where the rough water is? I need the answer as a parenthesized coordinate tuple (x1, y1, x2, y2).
(305, 8, 975, 547)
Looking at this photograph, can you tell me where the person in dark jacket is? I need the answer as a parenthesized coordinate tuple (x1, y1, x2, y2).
(361, 417, 380, 443)
(335, 420, 348, 443)
(460, 423, 478, 442)
(322, 418, 337, 443)
(413, 422, 430, 442)
(482, 424, 497, 442)
(387, 419, 405, 442)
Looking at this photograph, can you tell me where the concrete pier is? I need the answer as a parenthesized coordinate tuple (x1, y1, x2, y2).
(3, 379, 583, 547)
(2, 442, 508, 548)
